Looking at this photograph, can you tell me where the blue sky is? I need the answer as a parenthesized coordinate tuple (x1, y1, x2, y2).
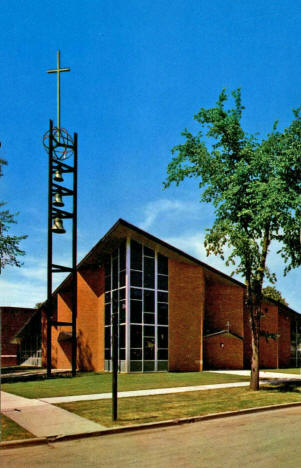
(1, 0, 301, 310)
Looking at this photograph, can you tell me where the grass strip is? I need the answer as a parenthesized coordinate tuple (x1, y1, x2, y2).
(1, 371, 249, 399)
(0, 414, 35, 442)
(56, 384, 301, 428)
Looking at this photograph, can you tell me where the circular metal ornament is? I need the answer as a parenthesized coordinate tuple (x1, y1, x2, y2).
(43, 127, 74, 161)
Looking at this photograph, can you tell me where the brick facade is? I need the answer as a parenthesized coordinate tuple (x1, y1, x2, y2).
(169, 259, 205, 371)
(205, 277, 244, 337)
(243, 301, 291, 369)
(204, 333, 243, 369)
(41, 266, 105, 371)
(1, 307, 35, 367)
(278, 309, 291, 368)
(77, 267, 105, 371)
(203, 275, 244, 369)
(259, 302, 279, 369)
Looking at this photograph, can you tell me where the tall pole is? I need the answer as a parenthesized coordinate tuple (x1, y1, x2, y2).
(297, 319, 299, 368)
(45, 52, 77, 378)
(48, 50, 70, 140)
(57, 51, 61, 133)
(72, 133, 78, 377)
(112, 305, 118, 421)
(47, 120, 54, 378)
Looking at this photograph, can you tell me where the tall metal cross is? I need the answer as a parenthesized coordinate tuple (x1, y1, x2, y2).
(47, 50, 70, 137)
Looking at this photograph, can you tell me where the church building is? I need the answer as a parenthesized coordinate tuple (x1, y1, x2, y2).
(40, 218, 301, 372)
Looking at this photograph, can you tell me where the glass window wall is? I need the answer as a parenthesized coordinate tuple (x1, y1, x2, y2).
(105, 238, 168, 372)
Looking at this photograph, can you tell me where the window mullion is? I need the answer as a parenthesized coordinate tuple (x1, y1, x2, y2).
(154, 248, 158, 371)
(125, 236, 131, 372)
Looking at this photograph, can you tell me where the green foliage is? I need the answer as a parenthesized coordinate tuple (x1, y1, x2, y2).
(165, 89, 301, 389)
(165, 89, 301, 289)
(262, 286, 288, 306)
(259, 330, 280, 343)
(0, 158, 27, 270)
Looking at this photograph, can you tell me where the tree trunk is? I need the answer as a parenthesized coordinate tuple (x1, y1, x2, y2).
(245, 277, 260, 391)
(248, 224, 271, 391)
(250, 311, 260, 390)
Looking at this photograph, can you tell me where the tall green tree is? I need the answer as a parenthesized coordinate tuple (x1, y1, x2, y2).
(0, 158, 27, 272)
(164, 90, 301, 390)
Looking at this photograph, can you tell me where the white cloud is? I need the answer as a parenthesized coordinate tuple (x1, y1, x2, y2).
(0, 278, 46, 308)
(164, 232, 206, 259)
(18, 258, 47, 282)
(0, 252, 77, 307)
(139, 199, 199, 230)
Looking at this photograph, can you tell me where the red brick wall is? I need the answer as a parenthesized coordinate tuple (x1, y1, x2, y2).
(54, 291, 73, 369)
(243, 307, 252, 368)
(1, 307, 34, 367)
(204, 334, 243, 369)
(169, 259, 205, 371)
(204, 277, 244, 369)
(41, 266, 105, 371)
(76, 267, 105, 371)
(259, 302, 278, 368)
(244, 301, 279, 369)
(41, 308, 47, 368)
(41, 299, 60, 369)
(205, 280, 244, 338)
(278, 309, 291, 368)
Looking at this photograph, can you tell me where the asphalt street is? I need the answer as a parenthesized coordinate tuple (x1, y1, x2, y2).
(2, 405, 301, 467)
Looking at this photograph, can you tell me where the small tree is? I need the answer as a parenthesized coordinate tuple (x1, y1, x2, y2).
(262, 286, 288, 307)
(0, 158, 27, 272)
(164, 90, 301, 390)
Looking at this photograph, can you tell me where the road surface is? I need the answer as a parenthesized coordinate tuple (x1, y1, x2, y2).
(2, 406, 301, 467)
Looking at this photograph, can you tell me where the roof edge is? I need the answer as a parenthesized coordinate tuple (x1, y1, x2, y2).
(38, 218, 300, 317)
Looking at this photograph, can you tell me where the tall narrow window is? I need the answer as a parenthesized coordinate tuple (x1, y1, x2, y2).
(129, 241, 168, 372)
(104, 240, 126, 371)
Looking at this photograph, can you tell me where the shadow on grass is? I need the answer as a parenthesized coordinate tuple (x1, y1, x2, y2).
(262, 381, 301, 394)
(1, 366, 40, 375)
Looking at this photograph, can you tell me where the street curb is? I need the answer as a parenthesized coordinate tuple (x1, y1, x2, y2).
(0, 437, 48, 450)
(2, 399, 301, 450)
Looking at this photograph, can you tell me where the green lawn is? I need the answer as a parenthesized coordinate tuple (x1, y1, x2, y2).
(0, 415, 34, 442)
(57, 383, 301, 428)
(2, 371, 249, 399)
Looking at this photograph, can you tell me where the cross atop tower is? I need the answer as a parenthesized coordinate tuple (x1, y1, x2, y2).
(47, 50, 70, 137)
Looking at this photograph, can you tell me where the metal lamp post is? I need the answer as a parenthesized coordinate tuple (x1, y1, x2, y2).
(112, 302, 118, 421)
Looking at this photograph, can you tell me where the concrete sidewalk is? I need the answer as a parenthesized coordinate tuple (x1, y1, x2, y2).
(210, 370, 301, 380)
(1, 391, 106, 438)
(40, 381, 250, 404)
